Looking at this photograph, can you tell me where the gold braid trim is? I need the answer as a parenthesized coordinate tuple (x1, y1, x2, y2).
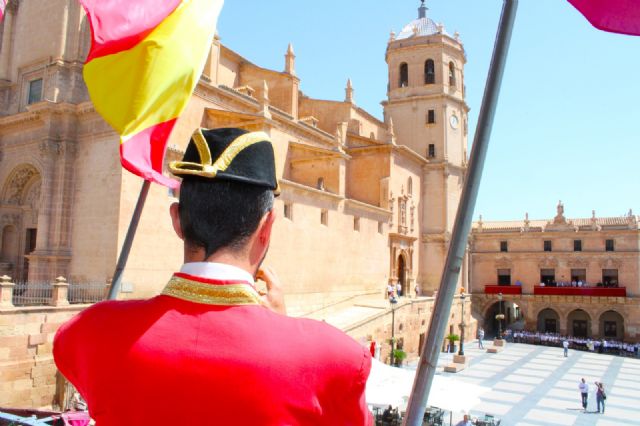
(169, 130, 271, 178)
(161, 275, 264, 306)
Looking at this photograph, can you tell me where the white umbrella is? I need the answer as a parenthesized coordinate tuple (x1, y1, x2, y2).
(366, 360, 489, 413)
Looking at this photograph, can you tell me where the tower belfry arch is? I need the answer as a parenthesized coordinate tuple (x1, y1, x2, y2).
(383, 1, 470, 293)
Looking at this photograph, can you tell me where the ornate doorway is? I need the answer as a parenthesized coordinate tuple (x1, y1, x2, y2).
(0, 164, 41, 282)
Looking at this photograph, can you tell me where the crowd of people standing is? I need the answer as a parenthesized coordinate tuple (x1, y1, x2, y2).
(510, 330, 640, 357)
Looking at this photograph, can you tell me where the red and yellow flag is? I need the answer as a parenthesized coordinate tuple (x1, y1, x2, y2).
(79, 0, 224, 187)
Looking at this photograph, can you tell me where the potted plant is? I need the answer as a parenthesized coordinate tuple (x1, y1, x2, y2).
(393, 349, 407, 366)
(447, 333, 460, 353)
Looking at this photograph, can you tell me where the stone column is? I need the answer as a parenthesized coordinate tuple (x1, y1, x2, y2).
(0, 275, 15, 308)
(50, 276, 69, 306)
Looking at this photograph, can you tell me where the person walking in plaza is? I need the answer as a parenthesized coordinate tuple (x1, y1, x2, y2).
(455, 414, 472, 426)
(396, 282, 402, 297)
(563, 338, 569, 357)
(596, 381, 606, 413)
(477, 327, 485, 349)
(54, 128, 372, 425)
(579, 378, 589, 412)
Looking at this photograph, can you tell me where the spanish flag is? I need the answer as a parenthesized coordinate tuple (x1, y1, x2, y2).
(79, 0, 224, 188)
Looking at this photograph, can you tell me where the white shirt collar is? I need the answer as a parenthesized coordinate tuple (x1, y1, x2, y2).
(180, 262, 255, 285)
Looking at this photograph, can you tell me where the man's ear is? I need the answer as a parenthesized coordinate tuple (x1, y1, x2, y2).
(169, 202, 184, 240)
(258, 208, 276, 246)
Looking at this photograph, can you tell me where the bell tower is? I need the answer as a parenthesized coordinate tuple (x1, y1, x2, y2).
(382, 1, 469, 293)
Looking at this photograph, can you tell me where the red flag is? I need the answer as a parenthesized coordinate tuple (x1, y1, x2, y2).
(568, 0, 640, 36)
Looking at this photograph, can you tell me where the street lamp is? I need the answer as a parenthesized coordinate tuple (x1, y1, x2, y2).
(389, 297, 397, 365)
(458, 289, 466, 356)
(496, 292, 504, 339)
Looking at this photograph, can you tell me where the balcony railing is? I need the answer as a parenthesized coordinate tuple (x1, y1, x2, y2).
(533, 286, 626, 297)
(482, 284, 627, 297)
(484, 285, 522, 295)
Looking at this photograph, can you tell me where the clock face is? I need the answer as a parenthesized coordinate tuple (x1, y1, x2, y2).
(450, 115, 459, 129)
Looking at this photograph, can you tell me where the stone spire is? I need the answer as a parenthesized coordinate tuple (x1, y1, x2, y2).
(418, 0, 427, 19)
(284, 43, 295, 75)
(345, 78, 354, 103)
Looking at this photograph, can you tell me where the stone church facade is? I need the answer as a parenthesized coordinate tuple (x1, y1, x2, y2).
(0, 0, 468, 313)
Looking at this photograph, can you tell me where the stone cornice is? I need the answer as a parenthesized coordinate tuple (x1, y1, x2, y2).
(383, 92, 470, 113)
(344, 198, 390, 218)
(423, 161, 467, 174)
(289, 141, 350, 160)
(279, 179, 344, 202)
(389, 232, 418, 243)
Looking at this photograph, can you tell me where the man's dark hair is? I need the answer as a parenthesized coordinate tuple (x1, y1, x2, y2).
(179, 177, 274, 258)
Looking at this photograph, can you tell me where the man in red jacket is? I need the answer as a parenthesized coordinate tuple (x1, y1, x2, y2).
(54, 128, 372, 425)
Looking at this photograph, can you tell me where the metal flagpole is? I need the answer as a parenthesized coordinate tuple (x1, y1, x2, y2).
(402, 1, 518, 424)
(107, 179, 151, 300)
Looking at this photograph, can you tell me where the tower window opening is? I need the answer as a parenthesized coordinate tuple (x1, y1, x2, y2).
(449, 61, 456, 87)
(399, 63, 408, 87)
(425, 59, 435, 84)
(427, 144, 435, 158)
(427, 109, 435, 124)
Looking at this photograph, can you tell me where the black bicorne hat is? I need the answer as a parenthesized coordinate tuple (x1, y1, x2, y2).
(169, 128, 280, 195)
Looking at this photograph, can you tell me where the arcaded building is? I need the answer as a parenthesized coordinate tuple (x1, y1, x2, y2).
(470, 203, 640, 341)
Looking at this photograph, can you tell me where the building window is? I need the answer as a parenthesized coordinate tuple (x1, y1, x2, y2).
(378, 221, 384, 234)
(602, 269, 618, 287)
(424, 59, 435, 84)
(407, 177, 413, 196)
(574, 239, 582, 251)
(427, 109, 435, 124)
(571, 269, 586, 283)
(605, 239, 614, 251)
(543, 240, 552, 252)
(540, 269, 555, 285)
(320, 209, 328, 226)
(500, 241, 508, 252)
(316, 177, 325, 190)
(28, 79, 43, 104)
(497, 269, 511, 286)
(448, 61, 456, 86)
(353, 216, 360, 231)
(399, 63, 408, 87)
(427, 144, 435, 158)
(284, 202, 293, 220)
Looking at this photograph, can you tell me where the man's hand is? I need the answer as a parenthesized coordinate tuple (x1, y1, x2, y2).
(256, 267, 286, 315)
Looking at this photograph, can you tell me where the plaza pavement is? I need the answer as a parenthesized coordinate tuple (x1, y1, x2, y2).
(413, 341, 640, 425)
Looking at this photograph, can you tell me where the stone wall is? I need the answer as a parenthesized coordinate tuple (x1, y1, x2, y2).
(0, 305, 84, 408)
(346, 296, 477, 364)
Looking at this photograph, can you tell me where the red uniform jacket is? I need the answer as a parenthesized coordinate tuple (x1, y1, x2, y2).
(54, 273, 372, 425)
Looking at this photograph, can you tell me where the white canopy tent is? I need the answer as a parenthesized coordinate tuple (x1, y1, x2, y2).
(366, 359, 490, 413)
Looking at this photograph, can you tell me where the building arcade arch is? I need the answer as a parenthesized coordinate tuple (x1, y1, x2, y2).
(537, 308, 560, 333)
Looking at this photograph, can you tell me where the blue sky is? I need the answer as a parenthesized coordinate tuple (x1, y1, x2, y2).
(217, 1, 639, 221)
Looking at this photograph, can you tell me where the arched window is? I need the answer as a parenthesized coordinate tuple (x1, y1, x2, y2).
(399, 63, 408, 87)
(449, 61, 456, 87)
(425, 59, 435, 84)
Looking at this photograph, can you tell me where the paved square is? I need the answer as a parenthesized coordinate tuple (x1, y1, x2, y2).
(413, 342, 640, 425)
